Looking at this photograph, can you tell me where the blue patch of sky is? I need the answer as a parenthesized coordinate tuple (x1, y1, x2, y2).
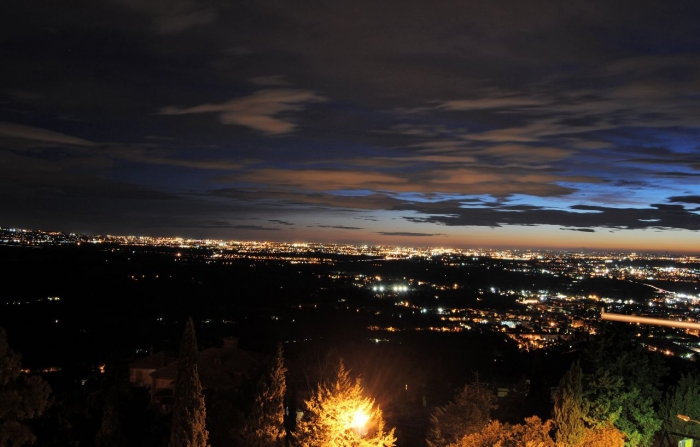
(503, 195, 568, 210)
(557, 182, 671, 207)
(650, 129, 700, 154)
(593, 127, 700, 152)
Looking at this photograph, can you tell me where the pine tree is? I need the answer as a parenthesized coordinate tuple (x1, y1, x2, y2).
(493, 377, 529, 424)
(553, 361, 587, 447)
(426, 382, 496, 447)
(95, 395, 127, 447)
(170, 318, 208, 447)
(582, 325, 665, 447)
(296, 360, 395, 447)
(0, 327, 51, 447)
(242, 343, 287, 447)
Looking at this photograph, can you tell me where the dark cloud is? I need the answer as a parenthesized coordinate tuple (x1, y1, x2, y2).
(317, 225, 363, 230)
(208, 188, 407, 212)
(269, 219, 294, 226)
(0, 122, 95, 147)
(171, 221, 280, 231)
(215, 224, 279, 231)
(377, 232, 445, 237)
(562, 228, 596, 233)
(668, 195, 700, 204)
(403, 202, 700, 231)
(114, 0, 217, 34)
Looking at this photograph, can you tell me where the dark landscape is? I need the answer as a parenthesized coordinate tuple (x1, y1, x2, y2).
(1, 231, 700, 446)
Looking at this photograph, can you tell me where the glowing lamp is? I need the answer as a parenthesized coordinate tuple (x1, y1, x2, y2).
(351, 409, 369, 430)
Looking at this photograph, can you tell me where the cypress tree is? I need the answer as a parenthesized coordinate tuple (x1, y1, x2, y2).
(243, 343, 287, 447)
(170, 318, 208, 447)
(553, 361, 587, 447)
(95, 395, 127, 447)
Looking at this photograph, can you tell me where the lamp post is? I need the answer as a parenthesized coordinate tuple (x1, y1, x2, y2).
(658, 415, 700, 447)
(678, 414, 700, 425)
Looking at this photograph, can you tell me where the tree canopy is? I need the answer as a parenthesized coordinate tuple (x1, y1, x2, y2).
(296, 360, 395, 447)
(242, 343, 287, 447)
(449, 416, 555, 447)
(0, 327, 51, 447)
(659, 372, 700, 440)
(582, 325, 665, 447)
(427, 382, 496, 447)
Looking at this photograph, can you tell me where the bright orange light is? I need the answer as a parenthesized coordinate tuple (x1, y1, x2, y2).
(351, 409, 369, 430)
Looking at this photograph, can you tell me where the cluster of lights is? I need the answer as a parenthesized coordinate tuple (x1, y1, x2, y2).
(372, 284, 409, 292)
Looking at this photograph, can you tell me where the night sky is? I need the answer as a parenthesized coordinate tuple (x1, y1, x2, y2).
(2, 1, 700, 253)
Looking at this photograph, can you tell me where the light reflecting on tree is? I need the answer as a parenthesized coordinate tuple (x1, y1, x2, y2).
(296, 360, 395, 447)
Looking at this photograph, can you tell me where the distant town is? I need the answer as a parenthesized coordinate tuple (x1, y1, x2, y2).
(3, 225, 699, 363)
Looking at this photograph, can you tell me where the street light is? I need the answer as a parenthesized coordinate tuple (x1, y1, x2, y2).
(350, 408, 369, 437)
(678, 414, 700, 424)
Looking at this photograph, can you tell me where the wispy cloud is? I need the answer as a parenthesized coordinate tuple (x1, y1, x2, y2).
(226, 166, 587, 197)
(269, 219, 294, 226)
(317, 225, 363, 230)
(437, 95, 548, 111)
(115, 0, 217, 34)
(562, 228, 596, 233)
(209, 188, 405, 211)
(160, 89, 326, 134)
(377, 231, 444, 237)
(0, 122, 95, 147)
(249, 75, 291, 86)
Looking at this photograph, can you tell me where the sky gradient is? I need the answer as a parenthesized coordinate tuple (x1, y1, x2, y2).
(2, 0, 700, 253)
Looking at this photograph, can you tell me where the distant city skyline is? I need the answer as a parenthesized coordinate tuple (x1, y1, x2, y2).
(4, 226, 700, 258)
(1, 1, 699, 253)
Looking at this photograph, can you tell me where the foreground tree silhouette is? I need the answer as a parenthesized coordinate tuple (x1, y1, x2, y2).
(553, 361, 586, 447)
(582, 326, 665, 447)
(427, 382, 496, 447)
(0, 327, 51, 447)
(170, 318, 208, 447)
(95, 391, 127, 447)
(296, 360, 395, 447)
(242, 343, 287, 447)
(552, 361, 625, 447)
